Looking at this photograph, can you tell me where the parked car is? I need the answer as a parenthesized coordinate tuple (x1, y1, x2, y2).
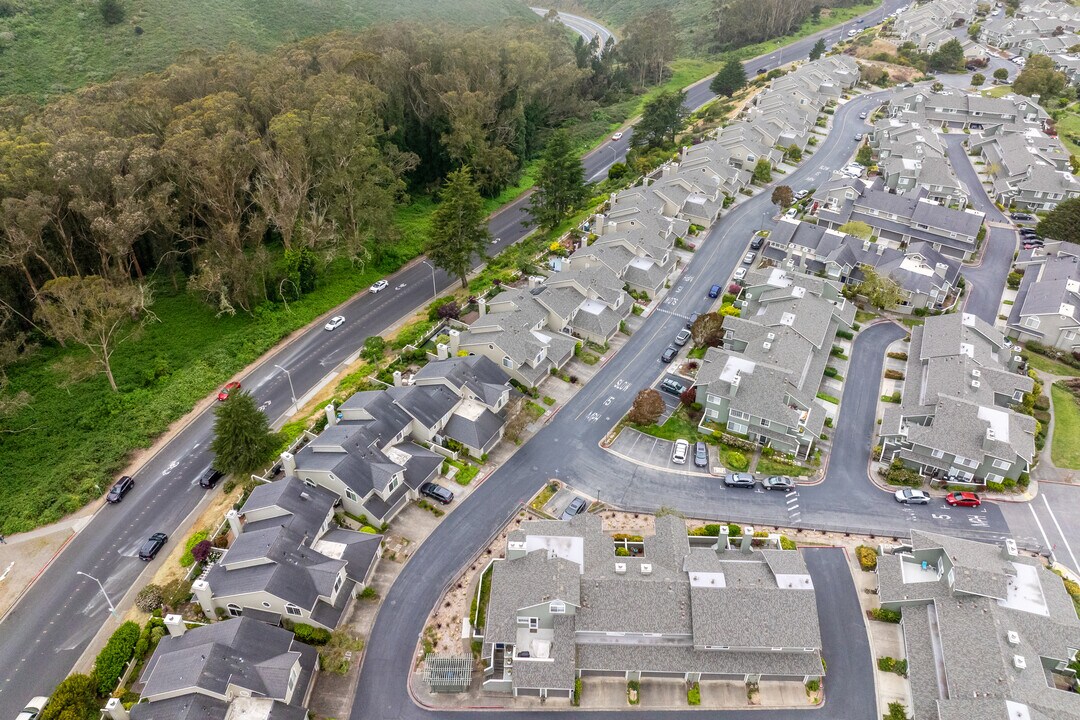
(106, 475, 134, 503)
(750, 235, 764, 250)
(672, 439, 690, 465)
(685, 312, 700, 329)
(733, 267, 747, 282)
(742, 252, 756, 265)
(138, 532, 168, 561)
(420, 482, 455, 505)
(661, 346, 679, 363)
(708, 284, 722, 299)
(894, 488, 930, 505)
(858, 111, 867, 120)
(847, 29, 859, 36)
(1019, 229, 1040, 238)
(197, 466, 224, 489)
(724, 473, 756, 488)
(945, 491, 981, 507)
(674, 329, 692, 347)
(611, 131, 624, 141)
(761, 475, 795, 491)
(756, 66, 768, 75)
(784, 208, 798, 219)
(16, 698, 49, 720)
(854, 132, 863, 141)
(794, 189, 809, 200)
(369, 279, 389, 293)
(324, 315, 346, 331)
(1011, 212, 1036, 222)
(217, 381, 241, 401)
(560, 496, 589, 520)
(693, 441, 709, 468)
(1023, 241, 1044, 250)
(660, 378, 687, 396)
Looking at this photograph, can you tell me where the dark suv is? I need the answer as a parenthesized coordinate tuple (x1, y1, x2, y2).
(421, 482, 455, 505)
(138, 532, 168, 561)
(106, 475, 134, 503)
(197, 466, 224, 489)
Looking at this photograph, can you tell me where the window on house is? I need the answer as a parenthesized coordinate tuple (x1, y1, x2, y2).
(1023, 316, 1041, 329)
(728, 421, 748, 435)
(286, 604, 302, 616)
(759, 418, 770, 428)
(345, 487, 359, 503)
(931, 448, 945, 459)
(261, 601, 272, 608)
(387, 477, 399, 494)
(502, 356, 513, 368)
(1013, 390, 1025, 401)
(984, 473, 1003, 484)
(227, 604, 242, 617)
(550, 601, 566, 614)
(334, 574, 343, 594)
(992, 458, 1011, 470)
(730, 409, 750, 421)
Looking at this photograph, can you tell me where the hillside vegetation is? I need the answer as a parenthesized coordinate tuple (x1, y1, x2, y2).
(0, 0, 535, 98)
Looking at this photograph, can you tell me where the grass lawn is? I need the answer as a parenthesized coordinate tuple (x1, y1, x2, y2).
(530, 482, 559, 512)
(1051, 383, 1080, 469)
(1054, 109, 1080, 156)
(632, 408, 705, 442)
(855, 310, 878, 325)
(982, 85, 1014, 99)
(1025, 352, 1080, 377)
(471, 562, 494, 630)
(755, 456, 811, 477)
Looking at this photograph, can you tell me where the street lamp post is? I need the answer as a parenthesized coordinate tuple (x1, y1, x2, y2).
(76, 571, 117, 618)
(421, 260, 437, 298)
(274, 364, 297, 416)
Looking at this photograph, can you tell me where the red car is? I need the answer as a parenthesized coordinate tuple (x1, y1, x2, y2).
(217, 381, 241, 401)
(945, 491, 981, 507)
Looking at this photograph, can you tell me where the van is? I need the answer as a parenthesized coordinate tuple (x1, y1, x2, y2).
(708, 284, 721, 298)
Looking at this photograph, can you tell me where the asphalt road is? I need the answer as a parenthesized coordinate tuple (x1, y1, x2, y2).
(531, 7, 616, 48)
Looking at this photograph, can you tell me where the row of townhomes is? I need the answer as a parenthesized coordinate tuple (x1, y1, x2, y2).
(480, 514, 823, 698)
(871, 118, 966, 208)
(449, 54, 861, 389)
(879, 313, 1036, 485)
(893, 0, 986, 58)
(810, 174, 985, 260)
(764, 218, 963, 313)
(694, 268, 855, 460)
(982, 0, 1080, 53)
(878, 530, 1080, 720)
(1009, 248, 1080, 350)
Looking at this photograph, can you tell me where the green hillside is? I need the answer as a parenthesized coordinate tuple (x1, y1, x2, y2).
(0, 0, 536, 98)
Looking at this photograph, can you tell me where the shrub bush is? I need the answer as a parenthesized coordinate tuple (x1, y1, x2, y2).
(870, 607, 902, 623)
(884, 369, 905, 380)
(856, 545, 878, 571)
(887, 351, 908, 361)
(836, 329, 854, 340)
(190, 539, 213, 565)
(93, 621, 141, 695)
(805, 679, 820, 693)
(291, 623, 332, 645)
(135, 584, 164, 613)
(877, 656, 908, 676)
(161, 578, 194, 609)
(39, 674, 98, 720)
(687, 682, 701, 705)
(180, 529, 210, 567)
(724, 450, 749, 471)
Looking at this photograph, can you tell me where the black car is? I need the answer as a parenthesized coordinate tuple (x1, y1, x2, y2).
(138, 532, 168, 561)
(106, 475, 134, 503)
(756, 66, 768, 75)
(661, 346, 679, 363)
(420, 482, 455, 505)
(685, 312, 700, 329)
(750, 236, 764, 250)
(1011, 212, 1036, 222)
(660, 378, 687, 396)
(693, 441, 709, 468)
(723, 473, 756, 488)
(197, 466, 224, 489)
(560, 496, 589, 520)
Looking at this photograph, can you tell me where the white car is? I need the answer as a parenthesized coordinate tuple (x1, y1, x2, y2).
(16, 698, 49, 720)
(324, 316, 345, 331)
(784, 208, 799, 219)
(369, 279, 388, 293)
(733, 267, 748, 281)
(894, 488, 930, 505)
(742, 252, 756, 265)
(672, 439, 690, 465)
(794, 189, 809, 200)
(847, 29, 859, 36)
(611, 131, 624, 141)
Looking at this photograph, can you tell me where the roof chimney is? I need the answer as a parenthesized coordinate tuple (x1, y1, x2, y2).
(393, 370, 402, 387)
(437, 342, 449, 360)
(325, 403, 337, 428)
(191, 579, 214, 617)
(713, 525, 730, 553)
(280, 451, 297, 479)
(103, 698, 130, 720)
(741, 527, 754, 553)
(478, 298, 487, 317)
(1002, 538, 1018, 560)
(226, 509, 242, 539)
(164, 614, 186, 638)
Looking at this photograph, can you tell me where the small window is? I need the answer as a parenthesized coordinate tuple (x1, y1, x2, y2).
(759, 418, 770, 428)
(345, 487, 359, 503)
(992, 458, 1011, 470)
(550, 601, 566, 614)
(227, 604, 242, 617)
(285, 603, 303, 616)
(334, 575, 343, 593)
(502, 356, 514, 369)
(261, 601, 272, 608)
(931, 448, 945, 459)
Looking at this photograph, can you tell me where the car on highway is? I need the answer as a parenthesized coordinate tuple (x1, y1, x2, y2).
(750, 235, 764, 250)
(856, 17, 864, 23)
(733, 267, 747, 282)
(945, 491, 981, 507)
(674, 328, 692, 346)
(661, 346, 679, 363)
(138, 532, 168, 561)
(742, 252, 756, 265)
(708, 284, 722, 298)
(693, 441, 709, 468)
(686, 312, 700, 329)
(420, 482, 455, 505)
(894, 488, 930, 505)
(16, 697, 49, 720)
(724, 473, 756, 488)
(197, 466, 224, 489)
(560, 496, 589, 520)
(847, 28, 859, 36)
(324, 315, 346, 331)
(217, 381, 241, 401)
(761, 475, 795, 491)
(854, 132, 863, 141)
(1011, 212, 1036, 222)
(106, 475, 134, 503)
(672, 439, 690, 465)
(660, 378, 687, 396)
(369, 279, 389, 293)
(611, 132, 624, 141)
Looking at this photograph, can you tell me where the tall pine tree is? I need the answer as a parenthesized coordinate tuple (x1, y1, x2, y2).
(709, 58, 747, 97)
(634, 90, 688, 147)
(527, 130, 589, 231)
(809, 38, 826, 61)
(427, 166, 490, 289)
(211, 390, 279, 477)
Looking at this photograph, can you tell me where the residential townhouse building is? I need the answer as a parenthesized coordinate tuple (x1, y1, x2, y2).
(676, 143, 753, 198)
(129, 616, 316, 720)
(894, 0, 979, 41)
(694, 268, 855, 459)
(974, 131, 1080, 210)
(981, 16, 1064, 49)
(876, 531, 1080, 720)
(870, 121, 966, 206)
(1051, 52, 1080, 84)
(811, 176, 985, 259)
(193, 478, 381, 629)
(1019, 32, 1080, 56)
(887, 88, 1048, 130)
(1007, 250, 1080, 349)
(480, 513, 823, 698)
(879, 313, 1036, 485)
(765, 219, 962, 312)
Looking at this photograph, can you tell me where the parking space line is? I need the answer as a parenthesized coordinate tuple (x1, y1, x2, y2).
(1041, 494, 1080, 572)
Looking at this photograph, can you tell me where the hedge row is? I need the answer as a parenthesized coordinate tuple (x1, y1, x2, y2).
(92, 621, 141, 695)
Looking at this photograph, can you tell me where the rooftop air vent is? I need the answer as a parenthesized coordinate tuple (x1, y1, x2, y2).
(1014, 655, 1027, 670)
(615, 563, 627, 574)
(1007, 631, 1020, 646)
(641, 564, 653, 575)
(971, 380, 981, 388)
(972, 368, 981, 378)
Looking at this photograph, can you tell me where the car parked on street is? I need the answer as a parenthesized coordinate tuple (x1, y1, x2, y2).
(945, 491, 981, 507)
(660, 378, 687, 396)
(138, 532, 168, 561)
(197, 466, 224, 489)
(324, 315, 345, 331)
(693, 441, 709, 468)
(369, 279, 388, 293)
(661, 346, 678, 363)
(106, 475, 134, 503)
(742, 252, 756, 265)
(733, 267, 747, 282)
(708, 284, 722, 299)
(672, 439, 690, 465)
(784, 208, 798, 219)
(858, 111, 867, 120)
(854, 132, 863, 141)
(560, 496, 589, 520)
(762, 475, 795, 491)
(794, 189, 809, 200)
(750, 235, 764, 250)
(894, 488, 930, 505)
(674, 329, 691, 346)
(685, 312, 699, 329)
(16, 697, 48, 720)
(217, 381, 241, 401)
(756, 66, 768, 75)
(420, 482, 455, 505)
(1011, 212, 1036, 222)
(724, 473, 756, 488)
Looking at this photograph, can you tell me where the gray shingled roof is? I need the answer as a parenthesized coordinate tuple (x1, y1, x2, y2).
(443, 406, 504, 452)
(412, 355, 509, 409)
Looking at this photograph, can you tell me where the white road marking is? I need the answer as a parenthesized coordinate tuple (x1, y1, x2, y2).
(1041, 493, 1080, 572)
(1027, 503, 1053, 553)
(0, 562, 13, 582)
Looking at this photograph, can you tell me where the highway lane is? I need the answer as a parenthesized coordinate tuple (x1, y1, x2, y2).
(531, 7, 616, 48)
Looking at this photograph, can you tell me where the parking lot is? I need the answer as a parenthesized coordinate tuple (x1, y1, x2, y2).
(541, 487, 593, 520)
(609, 427, 715, 475)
